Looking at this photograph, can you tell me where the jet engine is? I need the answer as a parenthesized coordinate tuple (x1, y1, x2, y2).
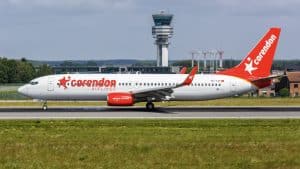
(107, 92, 134, 106)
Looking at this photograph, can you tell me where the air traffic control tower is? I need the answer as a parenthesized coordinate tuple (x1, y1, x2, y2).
(152, 11, 173, 67)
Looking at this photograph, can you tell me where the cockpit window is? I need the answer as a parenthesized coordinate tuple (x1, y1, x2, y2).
(30, 81, 39, 85)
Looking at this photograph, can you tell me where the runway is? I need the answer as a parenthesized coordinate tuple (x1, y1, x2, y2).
(0, 106, 300, 119)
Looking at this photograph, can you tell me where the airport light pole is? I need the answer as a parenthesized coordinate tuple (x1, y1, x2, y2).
(218, 50, 224, 68)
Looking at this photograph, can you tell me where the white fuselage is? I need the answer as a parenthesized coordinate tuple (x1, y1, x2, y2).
(18, 73, 257, 101)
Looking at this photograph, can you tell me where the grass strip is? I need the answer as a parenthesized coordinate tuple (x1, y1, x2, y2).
(0, 119, 299, 169)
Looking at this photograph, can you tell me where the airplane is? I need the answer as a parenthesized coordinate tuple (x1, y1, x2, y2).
(18, 27, 281, 111)
(179, 67, 187, 74)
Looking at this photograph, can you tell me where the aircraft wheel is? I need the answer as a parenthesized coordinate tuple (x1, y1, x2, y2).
(146, 102, 155, 111)
(42, 102, 48, 111)
(42, 105, 48, 111)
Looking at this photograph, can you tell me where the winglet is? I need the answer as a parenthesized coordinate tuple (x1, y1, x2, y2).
(182, 66, 198, 85)
(179, 67, 187, 74)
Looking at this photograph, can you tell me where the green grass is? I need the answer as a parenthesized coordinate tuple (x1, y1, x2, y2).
(0, 120, 299, 169)
(0, 84, 23, 91)
(0, 97, 300, 107)
(0, 90, 28, 100)
(156, 97, 300, 106)
(0, 84, 27, 100)
(0, 83, 28, 100)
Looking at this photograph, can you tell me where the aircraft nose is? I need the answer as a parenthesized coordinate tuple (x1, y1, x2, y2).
(18, 85, 28, 96)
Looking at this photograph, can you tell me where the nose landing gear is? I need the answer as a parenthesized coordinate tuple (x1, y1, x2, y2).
(42, 101, 48, 111)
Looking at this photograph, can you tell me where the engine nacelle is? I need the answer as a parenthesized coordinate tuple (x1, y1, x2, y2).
(107, 92, 134, 106)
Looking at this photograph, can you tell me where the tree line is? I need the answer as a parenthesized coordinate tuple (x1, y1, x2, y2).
(0, 57, 53, 84)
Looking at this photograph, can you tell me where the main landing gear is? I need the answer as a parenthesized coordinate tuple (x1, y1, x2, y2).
(146, 102, 155, 111)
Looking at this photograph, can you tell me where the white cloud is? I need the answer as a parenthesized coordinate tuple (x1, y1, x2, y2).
(1, 0, 135, 10)
(215, 0, 300, 15)
(3, 0, 299, 16)
(216, 0, 300, 7)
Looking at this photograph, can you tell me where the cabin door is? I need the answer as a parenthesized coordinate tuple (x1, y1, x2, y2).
(230, 80, 238, 95)
(47, 77, 55, 91)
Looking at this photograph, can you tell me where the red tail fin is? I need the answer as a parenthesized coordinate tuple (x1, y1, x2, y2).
(217, 27, 281, 81)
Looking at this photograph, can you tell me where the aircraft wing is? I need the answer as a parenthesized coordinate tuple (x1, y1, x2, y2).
(131, 66, 198, 102)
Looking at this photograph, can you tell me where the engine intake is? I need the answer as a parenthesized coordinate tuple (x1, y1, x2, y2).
(107, 92, 134, 106)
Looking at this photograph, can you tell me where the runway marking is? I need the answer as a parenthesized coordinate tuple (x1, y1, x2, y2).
(0, 107, 300, 119)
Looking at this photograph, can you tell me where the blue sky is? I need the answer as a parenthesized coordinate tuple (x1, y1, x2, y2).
(0, 0, 299, 60)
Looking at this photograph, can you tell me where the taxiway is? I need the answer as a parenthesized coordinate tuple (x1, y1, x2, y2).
(0, 106, 300, 119)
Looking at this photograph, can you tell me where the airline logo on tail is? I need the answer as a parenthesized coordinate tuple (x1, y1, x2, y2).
(244, 58, 257, 75)
(244, 34, 277, 75)
(217, 27, 281, 81)
(253, 34, 277, 65)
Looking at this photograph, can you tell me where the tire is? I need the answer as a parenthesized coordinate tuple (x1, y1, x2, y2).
(42, 105, 48, 111)
(146, 102, 155, 111)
